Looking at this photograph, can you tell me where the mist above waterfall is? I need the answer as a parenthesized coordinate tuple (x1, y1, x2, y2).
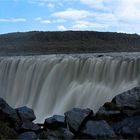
(0, 53, 140, 122)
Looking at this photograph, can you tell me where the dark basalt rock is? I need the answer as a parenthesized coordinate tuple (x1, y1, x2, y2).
(62, 128, 74, 139)
(18, 131, 37, 140)
(38, 128, 74, 140)
(0, 98, 20, 123)
(38, 131, 49, 139)
(95, 87, 140, 123)
(95, 106, 125, 123)
(20, 121, 40, 132)
(64, 108, 93, 133)
(103, 102, 123, 111)
(44, 115, 65, 129)
(0, 98, 20, 131)
(1, 87, 140, 139)
(112, 87, 140, 110)
(16, 106, 36, 122)
(78, 120, 116, 139)
(38, 130, 58, 140)
(0, 121, 18, 139)
(122, 109, 140, 117)
(113, 116, 140, 139)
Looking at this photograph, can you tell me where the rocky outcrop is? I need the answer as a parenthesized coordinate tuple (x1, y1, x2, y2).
(0, 86, 140, 139)
(113, 116, 140, 139)
(112, 87, 140, 109)
(65, 108, 93, 134)
(16, 106, 36, 122)
(78, 120, 116, 139)
(0, 98, 20, 123)
(44, 115, 65, 129)
(0, 121, 17, 139)
(20, 121, 40, 132)
(94, 87, 140, 139)
(38, 128, 74, 139)
(18, 131, 37, 140)
(0, 98, 20, 131)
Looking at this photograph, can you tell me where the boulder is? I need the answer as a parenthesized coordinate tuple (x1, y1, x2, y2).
(113, 116, 140, 139)
(0, 121, 17, 139)
(95, 106, 125, 122)
(0, 98, 20, 131)
(122, 109, 140, 117)
(103, 102, 122, 111)
(44, 115, 65, 129)
(16, 106, 36, 122)
(112, 87, 140, 110)
(95, 87, 140, 122)
(18, 131, 37, 140)
(38, 131, 49, 139)
(64, 108, 93, 133)
(38, 128, 74, 140)
(20, 121, 40, 132)
(38, 130, 58, 140)
(62, 128, 74, 139)
(0, 98, 20, 123)
(79, 120, 116, 139)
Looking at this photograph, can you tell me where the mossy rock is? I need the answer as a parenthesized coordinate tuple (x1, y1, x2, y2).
(0, 121, 17, 139)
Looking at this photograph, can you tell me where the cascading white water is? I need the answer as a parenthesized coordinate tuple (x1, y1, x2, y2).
(0, 53, 140, 122)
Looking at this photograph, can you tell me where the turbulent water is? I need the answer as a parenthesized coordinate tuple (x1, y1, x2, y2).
(0, 53, 140, 122)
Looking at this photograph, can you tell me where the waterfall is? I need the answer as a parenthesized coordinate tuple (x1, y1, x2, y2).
(0, 54, 140, 122)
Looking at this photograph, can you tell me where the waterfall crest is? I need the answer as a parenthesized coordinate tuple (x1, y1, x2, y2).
(0, 54, 140, 122)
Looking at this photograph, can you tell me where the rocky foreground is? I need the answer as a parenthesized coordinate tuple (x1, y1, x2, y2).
(0, 87, 140, 139)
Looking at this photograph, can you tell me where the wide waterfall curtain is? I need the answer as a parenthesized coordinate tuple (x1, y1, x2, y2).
(0, 55, 140, 122)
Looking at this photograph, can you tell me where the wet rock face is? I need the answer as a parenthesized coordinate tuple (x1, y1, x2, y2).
(0, 121, 18, 139)
(113, 116, 140, 139)
(18, 131, 37, 140)
(112, 87, 140, 109)
(94, 87, 140, 139)
(20, 121, 40, 132)
(95, 106, 125, 122)
(16, 106, 36, 122)
(64, 108, 93, 133)
(79, 120, 116, 139)
(0, 98, 20, 123)
(44, 115, 65, 129)
(38, 128, 74, 139)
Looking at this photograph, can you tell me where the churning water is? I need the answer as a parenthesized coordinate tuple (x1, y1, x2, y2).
(0, 53, 140, 122)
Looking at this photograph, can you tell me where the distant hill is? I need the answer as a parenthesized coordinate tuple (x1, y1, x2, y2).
(0, 31, 140, 56)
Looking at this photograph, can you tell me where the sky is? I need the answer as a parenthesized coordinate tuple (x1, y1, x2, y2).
(0, 0, 140, 34)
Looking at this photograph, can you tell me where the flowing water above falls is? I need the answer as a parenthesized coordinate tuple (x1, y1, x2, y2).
(0, 53, 140, 122)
